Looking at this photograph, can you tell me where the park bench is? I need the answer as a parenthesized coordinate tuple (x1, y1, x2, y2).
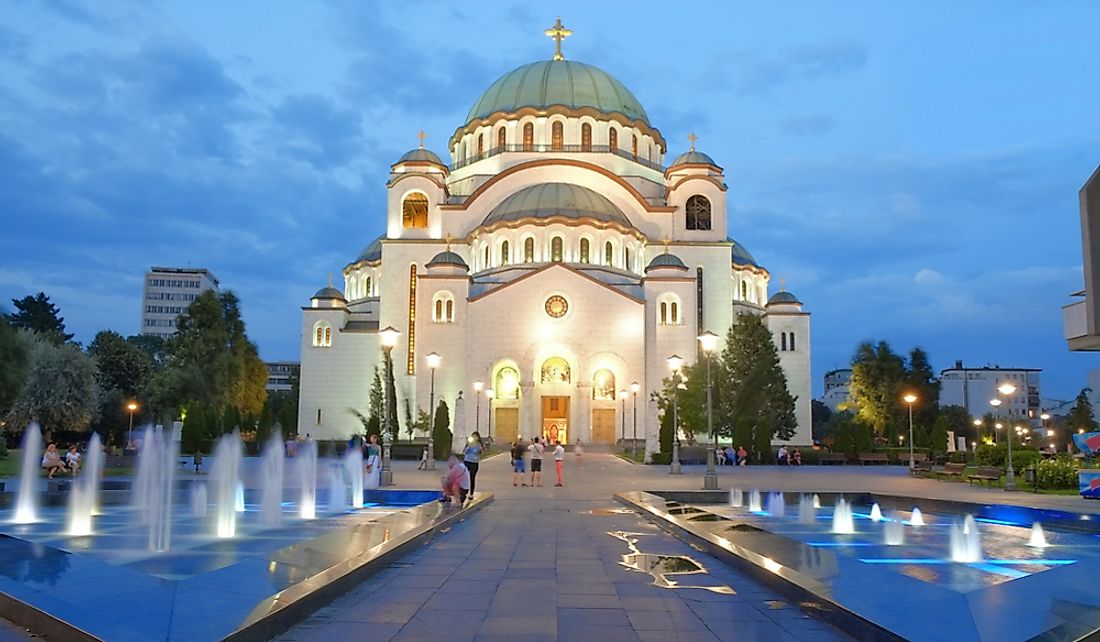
(817, 453, 847, 466)
(910, 460, 934, 477)
(967, 466, 1003, 487)
(858, 453, 889, 466)
(910, 452, 928, 463)
(937, 462, 966, 479)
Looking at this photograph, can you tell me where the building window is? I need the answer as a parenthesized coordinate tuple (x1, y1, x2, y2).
(781, 332, 787, 351)
(313, 321, 332, 347)
(476, 133, 484, 156)
(609, 127, 618, 150)
(495, 366, 520, 400)
(540, 357, 571, 384)
(551, 121, 564, 151)
(658, 294, 681, 325)
(545, 295, 569, 319)
(741, 281, 748, 300)
(686, 195, 712, 230)
(407, 264, 417, 374)
(524, 237, 535, 262)
(624, 247, 631, 272)
(581, 123, 592, 151)
(579, 238, 590, 263)
(789, 332, 796, 351)
(497, 126, 506, 149)
(316, 409, 322, 425)
(523, 123, 534, 151)
(605, 241, 614, 266)
(500, 240, 510, 265)
(483, 245, 490, 269)
(402, 193, 429, 229)
(592, 369, 616, 400)
(631, 134, 638, 158)
(365, 276, 372, 297)
(551, 236, 563, 262)
(433, 292, 455, 323)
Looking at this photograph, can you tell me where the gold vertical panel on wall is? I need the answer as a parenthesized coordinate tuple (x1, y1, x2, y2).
(407, 264, 417, 375)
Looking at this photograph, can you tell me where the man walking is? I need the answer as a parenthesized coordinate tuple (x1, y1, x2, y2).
(552, 440, 565, 487)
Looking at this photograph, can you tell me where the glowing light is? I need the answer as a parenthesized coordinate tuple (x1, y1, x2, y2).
(998, 383, 1017, 396)
(903, 393, 917, 404)
(698, 331, 719, 353)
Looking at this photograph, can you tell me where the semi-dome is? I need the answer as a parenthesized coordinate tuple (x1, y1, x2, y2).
(395, 148, 445, 166)
(768, 291, 801, 305)
(729, 238, 758, 267)
(669, 149, 717, 167)
(312, 286, 345, 300)
(426, 250, 469, 269)
(352, 235, 383, 265)
(645, 253, 688, 272)
(482, 183, 633, 228)
(466, 60, 649, 125)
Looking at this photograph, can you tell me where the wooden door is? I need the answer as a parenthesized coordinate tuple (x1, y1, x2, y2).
(592, 408, 615, 444)
(541, 396, 569, 444)
(494, 408, 519, 445)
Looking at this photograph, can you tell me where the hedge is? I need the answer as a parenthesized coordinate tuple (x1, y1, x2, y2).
(1035, 458, 1080, 489)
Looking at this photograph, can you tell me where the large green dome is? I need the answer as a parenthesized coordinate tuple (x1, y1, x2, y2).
(466, 60, 649, 125)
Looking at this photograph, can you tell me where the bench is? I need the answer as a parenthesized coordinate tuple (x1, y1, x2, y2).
(817, 453, 847, 466)
(937, 462, 966, 479)
(910, 452, 928, 463)
(910, 460, 934, 477)
(967, 466, 1003, 487)
(858, 453, 889, 466)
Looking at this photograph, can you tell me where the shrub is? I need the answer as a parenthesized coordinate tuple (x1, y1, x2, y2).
(1036, 458, 1080, 489)
(649, 451, 672, 465)
(976, 443, 1041, 472)
(0, 430, 7, 457)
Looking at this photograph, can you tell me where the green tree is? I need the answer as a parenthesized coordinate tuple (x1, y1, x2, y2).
(6, 292, 73, 344)
(182, 404, 211, 453)
(905, 347, 940, 434)
(367, 367, 384, 437)
(939, 405, 971, 440)
(848, 341, 908, 440)
(718, 312, 798, 441)
(1066, 388, 1098, 434)
(88, 330, 154, 443)
(929, 415, 950, 454)
(811, 400, 833, 443)
(384, 348, 400, 441)
(6, 339, 98, 433)
(432, 399, 452, 459)
(127, 334, 167, 367)
(0, 318, 32, 417)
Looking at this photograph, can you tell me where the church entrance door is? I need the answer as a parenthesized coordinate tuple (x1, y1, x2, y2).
(495, 408, 519, 446)
(591, 408, 615, 444)
(540, 396, 569, 444)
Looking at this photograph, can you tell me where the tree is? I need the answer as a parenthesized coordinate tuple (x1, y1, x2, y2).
(6, 339, 98, 433)
(929, 415, 950, 454)
(6, 292, 73, 344)
(127, 334, 168, 367)
(717, 312, 798, 441)
(811, 400, 832, 443)
(939, 405, 971, 440)
(367, 367, 384, 437)
(383, 348, 399, 441)
(905, 347, 940, 433)
(432, 399, 452, 459)
(89, 330, 153, 399)
(1067, 388, 1098, 434)
(0, 318, 32, 417)
(848, 341, 906, 438)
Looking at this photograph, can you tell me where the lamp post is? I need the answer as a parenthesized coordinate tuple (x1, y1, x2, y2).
(1041, 412, 1052, 452)
(474, 381, 483, 437)
(486, 389, 495, 441)
(618, 389, 627, 452)
(997, 383, 1018, 490)
(973, 418, 983, 443)
(699, 331, 719, 491)
(425, 352, 441, 471)
(378, 326, 400, 486)
(126, 402, 139, 447)
(667, 355, 683, 475)
(903, 393, 917, 470)
(630, 382, 640, 460)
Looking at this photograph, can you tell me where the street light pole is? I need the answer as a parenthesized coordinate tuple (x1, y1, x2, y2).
(997, 383, 1018, 491)
(631, 382, 639, 460)
(699, 331, 719, 491)
(619, 390, 627, 453)
(425, 353, 441, 471)
(126, 402, 138, 448)
(667, 355, 683, 475)
(474, 381, 483, 436)
(378, 326, 400, 486)
(486, 389, 495, 442)
(903, 394, 917, 470)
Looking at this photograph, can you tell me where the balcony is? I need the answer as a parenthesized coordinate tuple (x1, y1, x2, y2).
(449, 144, 664, 173)
(1064, 298, 1100, 350)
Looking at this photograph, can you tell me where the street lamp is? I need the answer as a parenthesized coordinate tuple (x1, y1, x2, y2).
(996, 382, 1018, 491)
(666, 355, 684, 475)
(618, 389, 628, 452)
(378, 326, 401, 486)
(126, 402, 139, 447)
(630, 382, 640, 460)
(902, 393, 917, 470)
(1041, 412, 1052, 451)
(425, 352, 441, 471)
(486, 389, 495, 441)
(699, 331, 719, 491)
(474, 381, 483, 436)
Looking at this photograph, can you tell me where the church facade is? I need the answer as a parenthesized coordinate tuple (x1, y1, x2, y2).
(297, 29, 811, 456)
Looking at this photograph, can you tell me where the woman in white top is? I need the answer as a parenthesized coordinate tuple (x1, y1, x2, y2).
(363, 434, 381, 489)
(552, 441, 565, 487)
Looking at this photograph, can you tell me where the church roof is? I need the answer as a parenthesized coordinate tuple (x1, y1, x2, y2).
(312, 286, 345, 300)
(466, 60, 649, 125)
(482, 183, 633, 228)
(353, 235, 383, 264)
(426, 250, 469, 269)
(768, 291, 801, 305)
(395, 148, 445, 166)
(729, 238, 758, 267)
(644, 253, 688, 272)
(669, 149, 717, 167)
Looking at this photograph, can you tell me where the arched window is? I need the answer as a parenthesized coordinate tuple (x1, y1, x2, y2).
(495, 366, 520, 399)
(686, 195, 712, 230)
(401, 193, 429, 228)
(523, 123, 534, 151)
(313, 321, 332, 348)
(551, 121, 564, 151)
(741, 281, 748, 300)
(540, 357, 571, 384)
(446, 299, 454, 322)
(500, 240, 510, 265)
(631, 134, 638, 158)
(476, 133, 484, 156)
(781, 332, 787, 351)
(581, 123, 592, 151)
(623, 247, 632, 272)
(579, 238, 590, 263)
(524, 237, 535, 262)
(605, 241, 614, 266)
(658, 294, 681, 326)
(483, 245, 490, 269)
(497, 126, 506, 149)
(592, 369, 616, 400)
(364, 276, 372, 298)
(435, 299, 443, 322)
(609, 127, 618, 150)
(551, 236, 563, 262)
(432, 292, 455, 323)
(789, 332, 796, 351)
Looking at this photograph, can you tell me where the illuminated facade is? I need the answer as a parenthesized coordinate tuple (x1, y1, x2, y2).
(298, 25, 811, 454)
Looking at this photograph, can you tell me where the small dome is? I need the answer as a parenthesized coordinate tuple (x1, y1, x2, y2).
(426, 250, 469, 269)
(729, 238, 758, 267)
(466, 60, 649, 125)
(768, 291, 801, 305)
(395, 148, 445, 166)
(352, 236, 383, 264)
(312, 286, 346, 300)
(482, 183, 633, 228)
(645, 253, 688, 272)
(669, 149, 717, 167)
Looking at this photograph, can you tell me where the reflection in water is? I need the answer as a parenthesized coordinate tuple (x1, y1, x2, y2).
(608, 531, 735, 594)
(0, 538, 71, 586)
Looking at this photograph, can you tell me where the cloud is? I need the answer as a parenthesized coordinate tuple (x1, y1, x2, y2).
(914, 269, 945, 284)
(779, 113, 835, 137)
(269, 94, 366, 169)
(738, 40, 868, 95)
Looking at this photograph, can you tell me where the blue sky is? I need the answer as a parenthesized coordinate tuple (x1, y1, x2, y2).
(2, 1, 1099, 400)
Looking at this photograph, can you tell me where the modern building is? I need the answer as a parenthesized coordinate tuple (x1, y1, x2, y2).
(265, 361, 300, 394)
(141, 267, 220, 338)
(296, 23, 812, 455)
(1064, 164, 1100, 350)
(820, 368, 852, 412)
(939, 361, 1041, 422)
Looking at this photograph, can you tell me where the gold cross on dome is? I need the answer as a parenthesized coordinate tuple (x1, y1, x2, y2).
(417, 130, 427, 148)
(780, 277, 786, 292)
(445, 233, 452, 251)
(662, 238, 671, 253)
(688, 132, 698, 151)
(545, 17, 572, 61)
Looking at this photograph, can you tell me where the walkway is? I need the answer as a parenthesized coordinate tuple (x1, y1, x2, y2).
(274, 454, 851, 642)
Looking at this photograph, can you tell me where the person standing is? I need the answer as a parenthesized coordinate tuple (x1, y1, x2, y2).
(737, 445, 748, 466)
(364, 434, 380, 489)
(575, 439, 584, 469)
(552, 440, 565, 487)
(465, 432, 483, 498)
(529, 436, 544, 487)
(511, 439, 527, 487)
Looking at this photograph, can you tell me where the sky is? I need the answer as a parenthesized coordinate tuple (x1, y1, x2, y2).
(1, 1, 1099, 401)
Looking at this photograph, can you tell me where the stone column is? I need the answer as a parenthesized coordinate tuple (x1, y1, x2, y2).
(521, 381, 536, 441)
(576, 383, 591, 445)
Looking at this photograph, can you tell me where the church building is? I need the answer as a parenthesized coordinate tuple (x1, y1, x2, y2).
(297, 22, 811, 456)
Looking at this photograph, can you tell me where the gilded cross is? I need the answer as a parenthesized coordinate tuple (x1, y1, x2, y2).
(445, 233, 452, 251)
(417, 130, 427, 148)
(780, 277, 786, 291)
(688, 132, 698, 151)
(662, 238, 671, 253)
(544, 18, 572, 61)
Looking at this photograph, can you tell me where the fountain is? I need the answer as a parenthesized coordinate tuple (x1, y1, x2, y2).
(143, 428, 178, 552)
(869, 503, 883, 522)
(884, 511, 905, 546)
(190, 483, 208, 517)
(235, 482, 245, 513)
(328, 466, 347, 513)
(259, 435, 285, 527)
(748, 489, 762, 512)
(832, 498, 855, 534)
(298, 439, 317, 519)
(949, 515, 983, 563)
(66, 433, 104, 536)
(729, 487, 743, 508)
(1028, 522, 1049, 548)
(766, 492, 786, 517)
(812, 494, 821, 509)
(345, 448, 364, 509)
(13, 424, 42, 524)
(797, 494, 815, 524)
(909, 507, 925, 526)
(210, 432, 243, 538)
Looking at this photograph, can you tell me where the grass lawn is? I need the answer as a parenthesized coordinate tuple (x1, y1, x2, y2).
(616, 451, 645, 464)
(0, 452, 20, 478)
(921, 465, 1081, 495)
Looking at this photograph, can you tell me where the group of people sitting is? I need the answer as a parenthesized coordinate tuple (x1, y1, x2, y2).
(713, 445, 804, 466)
(41, 443, 82, 479)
